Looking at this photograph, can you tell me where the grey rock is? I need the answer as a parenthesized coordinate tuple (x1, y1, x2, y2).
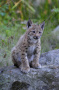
(0, 49, 59, 90)
(40, 49, 59, 66)
(52, 26, 59, 40)
(53, 26, 59, 32)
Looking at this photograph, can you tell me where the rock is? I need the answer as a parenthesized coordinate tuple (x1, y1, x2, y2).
(0, 49, 59, 90)
(52, 26, 59, 40)
(53, 26, 59, 32)
(40, 49, 59, 66)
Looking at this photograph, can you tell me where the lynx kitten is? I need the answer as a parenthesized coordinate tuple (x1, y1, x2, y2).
(11, 19, 45, 73)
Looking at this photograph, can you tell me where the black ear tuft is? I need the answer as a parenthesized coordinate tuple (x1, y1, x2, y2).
(41, 21, 45, 30)
(27, 19, 32, 28)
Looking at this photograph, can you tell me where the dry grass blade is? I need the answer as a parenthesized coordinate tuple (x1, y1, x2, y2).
(21, 0, 35, 13)
(12, 0, 21, 9)
(12, 0, 35, 13)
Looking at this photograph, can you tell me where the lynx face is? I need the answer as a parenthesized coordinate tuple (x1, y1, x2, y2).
(27, 22, 45, 43)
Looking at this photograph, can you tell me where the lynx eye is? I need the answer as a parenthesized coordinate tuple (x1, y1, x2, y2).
(32, 31, 35, 33)
(39, 31, 41, 34)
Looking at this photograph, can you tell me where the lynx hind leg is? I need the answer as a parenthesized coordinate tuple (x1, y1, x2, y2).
(11, 47, 21, 68)
(12, 57, 21, 68)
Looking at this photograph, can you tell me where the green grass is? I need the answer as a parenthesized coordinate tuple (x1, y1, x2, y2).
(41, 21, 59, 53)
(0, 20, 59, 68)
(0, 23, 26, 67)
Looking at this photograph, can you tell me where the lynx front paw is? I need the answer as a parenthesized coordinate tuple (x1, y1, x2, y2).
(21, 66, 30, 73)
(31, 61, 41, 69)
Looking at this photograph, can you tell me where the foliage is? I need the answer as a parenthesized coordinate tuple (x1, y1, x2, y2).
(0, 0, 59, 22)
(0, 23, 24, 67)
(0, 0, 35, 22)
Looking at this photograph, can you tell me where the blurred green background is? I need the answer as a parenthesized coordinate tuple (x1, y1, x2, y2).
(0, 0, 59, 67)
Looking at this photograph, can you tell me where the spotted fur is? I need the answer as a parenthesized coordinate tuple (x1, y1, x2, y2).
(11, 19, 45, 73)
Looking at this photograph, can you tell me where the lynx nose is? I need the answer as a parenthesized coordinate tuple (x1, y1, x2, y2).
(33, 36, 39, 39)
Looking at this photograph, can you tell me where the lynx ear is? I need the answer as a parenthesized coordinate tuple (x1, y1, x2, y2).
(27, 19, 32, 28)
(40, 21, 45, 30)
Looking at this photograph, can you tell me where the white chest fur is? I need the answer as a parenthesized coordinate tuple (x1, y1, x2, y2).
(27, 45, 36, 55)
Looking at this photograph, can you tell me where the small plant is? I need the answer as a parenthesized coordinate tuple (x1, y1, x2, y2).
(51, 8, 59, 13)
(0, 4, 8, 16)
